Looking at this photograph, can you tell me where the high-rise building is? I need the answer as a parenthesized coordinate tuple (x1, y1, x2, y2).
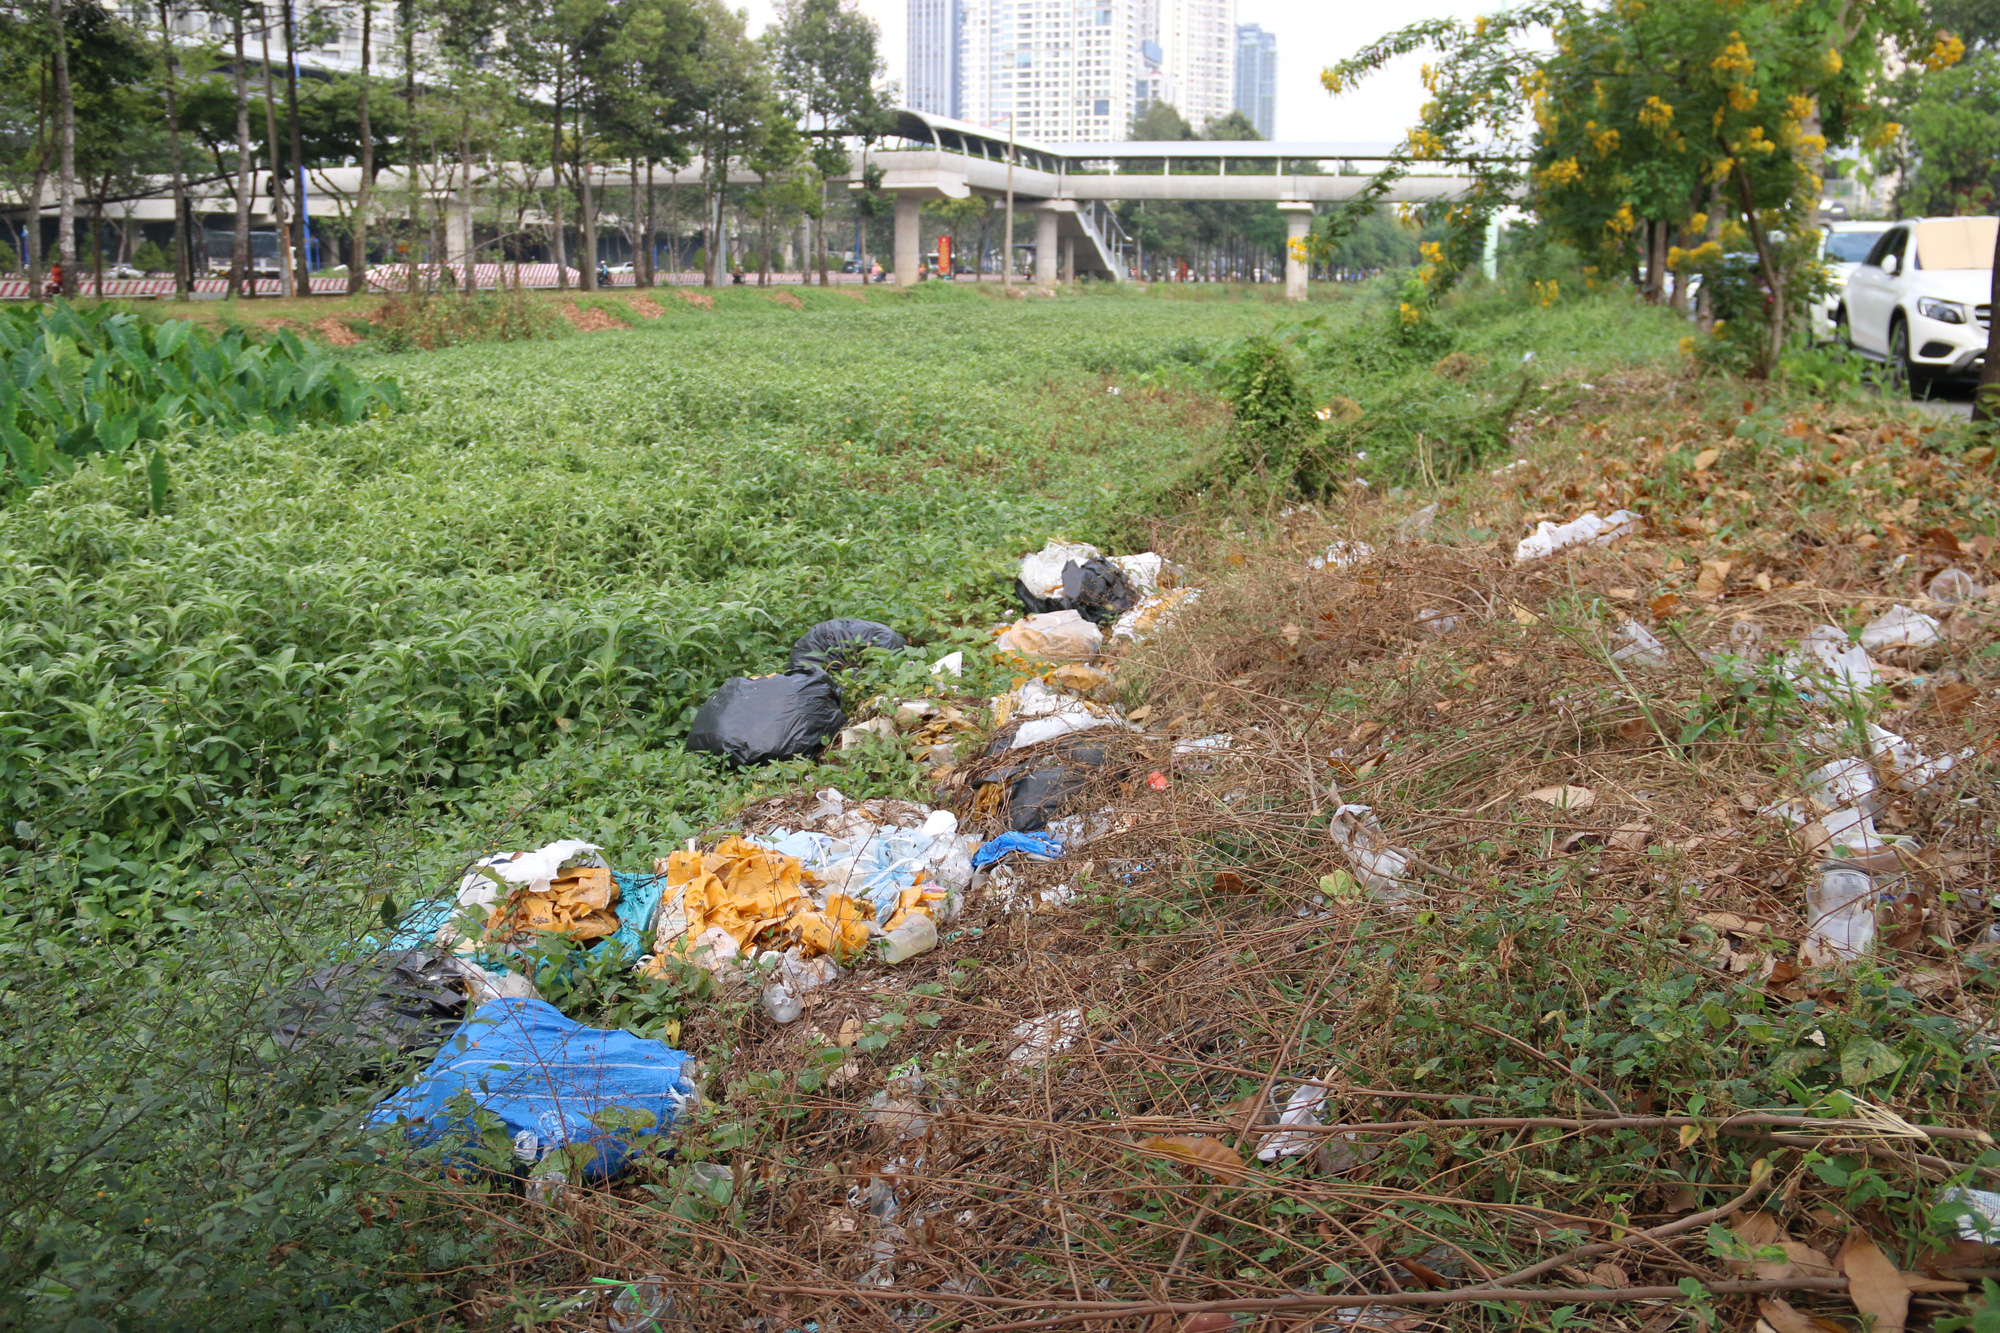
(1233, 23, 1275, 138)
(909, 0, 963, 119)
(1150, 0, 1234, 130)
(958, 0, 1140, 142)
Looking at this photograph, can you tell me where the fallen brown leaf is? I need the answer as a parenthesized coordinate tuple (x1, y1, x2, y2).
(1837, 1230, 1909, 1333)
(1211, 871, 1251, 895)
(1934, 682, 1979, 718)
(1694, 447, 1722, 472)
(1525, 785, 1596, 809)
(1696, 559, 1733, 599)
(1136, 1135, 1244, 1184)
(1758, 1297, 1847, 1333)
(1610, 822, 1652, 851)
(1650, 591, 1682, 616)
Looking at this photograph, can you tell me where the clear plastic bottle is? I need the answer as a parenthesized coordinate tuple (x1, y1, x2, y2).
(1802, 863, 1876, 966)
(608, 1273, 673, 1333)
(877, 913, 938, 964)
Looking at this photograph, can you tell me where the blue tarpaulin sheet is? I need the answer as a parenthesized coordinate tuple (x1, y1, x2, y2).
(369, 998, 696, 1179)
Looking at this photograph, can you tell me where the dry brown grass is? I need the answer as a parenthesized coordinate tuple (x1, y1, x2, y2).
(409, 370, 2000, 1332)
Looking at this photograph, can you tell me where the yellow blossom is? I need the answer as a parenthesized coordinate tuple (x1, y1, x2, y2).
(1399, 302, 1423, 325)
(1710, 156, 1737, 184)
(1823, 47, 1842, 75)
(1473, 15, 1489, 36)
(1606, 201, 1637, 235)
(1537, 156, 1584, 188)
(1924, 34, 1965, 71)
(1419, 241, 1444, 265)
(1710, 33, 1754, 77)
(1864, 121, 1903, 150)
(1786, 94, 1814, 122)
(1686, 211, 1708, 234)
(1728, 85, 1760, 112)
(1587, 121, 1621, 157)
(1638, 96, 1675, 132)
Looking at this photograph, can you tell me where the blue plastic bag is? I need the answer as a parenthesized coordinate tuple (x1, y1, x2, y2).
(369, 998, 697, 1179)
(971, 830, 1064, 870)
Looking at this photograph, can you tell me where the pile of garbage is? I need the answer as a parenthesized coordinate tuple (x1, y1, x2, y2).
(320, 535, 1214, 1192)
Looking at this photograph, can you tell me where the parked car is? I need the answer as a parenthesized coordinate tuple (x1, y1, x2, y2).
(1812, 220, 1892, 339)
(1838, 216, 1996, 385)
(606, 262, 634, 275)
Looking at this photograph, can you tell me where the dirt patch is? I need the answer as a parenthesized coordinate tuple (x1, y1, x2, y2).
(558, 302, 623, 332)
(309, 315, 363, 347)
(625, 295, 665, 319)
(768, 289, 804, 310)
(677, 289, 715, 311)
(840, 289, 868, 302)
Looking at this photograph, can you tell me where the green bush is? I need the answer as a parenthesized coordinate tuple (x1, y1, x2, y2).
(130, 240, 172, 275)
(0, 302, 402, 497)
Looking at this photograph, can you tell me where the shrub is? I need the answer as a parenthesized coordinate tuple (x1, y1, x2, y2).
(0, 302, 402, 498)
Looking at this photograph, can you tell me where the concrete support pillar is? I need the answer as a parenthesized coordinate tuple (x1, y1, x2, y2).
(1279, 202, 1313, 303)
(1060, 235, 1074, 284)
(893, 195, 921, 287)
(1034, 209, 1058, 287)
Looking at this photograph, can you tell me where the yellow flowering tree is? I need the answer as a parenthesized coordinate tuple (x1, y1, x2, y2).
(1319, 0, 1945, 375)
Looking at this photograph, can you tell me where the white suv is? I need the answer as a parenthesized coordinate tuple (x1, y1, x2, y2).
(1838, 216, 1995, 385)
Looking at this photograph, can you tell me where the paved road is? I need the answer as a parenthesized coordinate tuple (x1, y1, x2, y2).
(1910, 381, 1977, 420)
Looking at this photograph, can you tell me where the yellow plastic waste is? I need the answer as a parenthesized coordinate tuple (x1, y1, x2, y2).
(653, 837, 878, 965)
(488, 865, 621, 942)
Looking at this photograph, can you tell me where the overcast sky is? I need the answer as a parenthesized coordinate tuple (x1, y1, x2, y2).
(734, 0, 1499, 144)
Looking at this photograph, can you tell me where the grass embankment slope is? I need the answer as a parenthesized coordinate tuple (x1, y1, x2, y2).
(28, 284, 1992, 1331)
(414, 298, 2000, 1333)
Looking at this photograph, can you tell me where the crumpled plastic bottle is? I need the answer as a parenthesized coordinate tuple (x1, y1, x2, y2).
(607, 1273, 674, 1333)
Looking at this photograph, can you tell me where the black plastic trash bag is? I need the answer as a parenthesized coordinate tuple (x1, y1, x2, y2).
(688, 669, 845, 766)
(788, 618, 908, 671)
(978, 738, 1114, 832)
(1015, 557, 1138, 625)
(271, 949, 467, 1072)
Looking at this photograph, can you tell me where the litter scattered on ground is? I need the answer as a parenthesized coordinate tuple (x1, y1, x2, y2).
(1309, 540, 1374, 571)
(1928, 568, 1983, 605)
(1513, 509, 1638, 562)
(996, 609, 1102, 661)
(788, 618, 909, 671)
(975, 736, 1116, 832)
(271, 950, 469, 1067)
(369, 997, 697, 1180)
(1803, 863, 1880, 966)
(688, 668, 845, 766)
(1858, 604, 1943, 653)
(1255, 1083, 1330, 1162)
(1610, 619, 1669, 667)
(971, 829, 1064, 869)
(1327, 805, 1419, 903)
(1783, 625, 1884, 702)
(1007, 1008, 1084, 1063)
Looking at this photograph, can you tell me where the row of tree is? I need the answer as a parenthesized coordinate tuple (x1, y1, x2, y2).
(0, 0, 894, 297)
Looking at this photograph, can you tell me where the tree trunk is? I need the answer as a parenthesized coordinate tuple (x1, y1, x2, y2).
(1972, 216, 2000, 421)
(89, 185, 102, 297)
(580, 154, 597, 290)
(230, 8, 251, 297)
(667, 181, 677, 276)
(550, 76, 568, 289)
(51, 0, 75, 297)
(459, 114, 476, 294)
(348, 0, 373, 295)
(260, 8, 292, 296)
(157, 2, 192, 296)
(640, 158, 654, 287)
(281, 0, 309, 291)
(401, 0, 416, 293)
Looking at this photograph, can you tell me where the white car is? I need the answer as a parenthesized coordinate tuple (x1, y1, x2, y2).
(1838, 215, 1995, 385)
(1814, 220, 1890, 339)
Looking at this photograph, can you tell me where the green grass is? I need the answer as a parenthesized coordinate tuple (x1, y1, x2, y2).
(0, 281, 1700, 1330)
